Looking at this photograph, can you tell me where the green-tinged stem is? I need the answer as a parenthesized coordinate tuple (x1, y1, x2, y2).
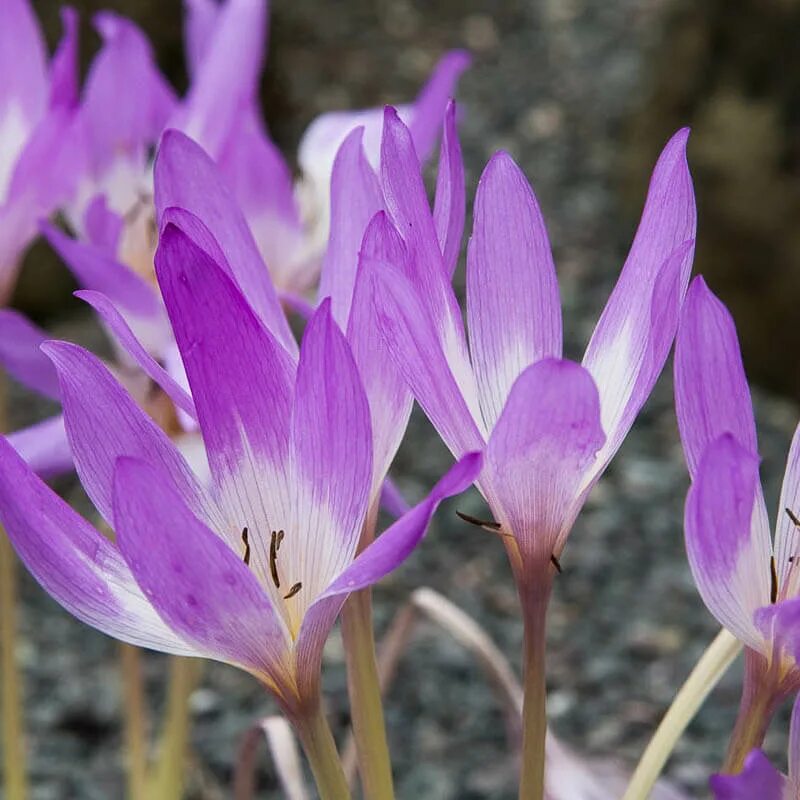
(518, 578, 552, 800)
(148, 657, 200, 799)
(621, 628, 741, 800)
(722, 648, 780, 775)
(119, 643, 148, 800)
(340, 504, 394, 800)
(295, 701, 351, 800)
(0, 530, 26, 800)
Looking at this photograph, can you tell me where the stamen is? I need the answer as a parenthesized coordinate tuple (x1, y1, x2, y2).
(786, 507, 800, 527)
(283, 582, 302, 600)
(241, 527, 251, 566)
(771, 555, 778, 604)
(550, 554, 563, 574)
(269, 530, 281, 589)
(456, 510, 502, 532)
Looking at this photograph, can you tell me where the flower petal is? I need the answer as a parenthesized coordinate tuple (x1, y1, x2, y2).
(83, 195, 123, 254)
(48, 7, 80, 110)
(113, 456, 290, 685)
(685, 434, 771, 651)
(0, 309, 59, 399)
(484, 359, 605, 565)
(371, 261, 485, 458)
(75, 289, 197, 421)
(154, 224, 295, 584)
(710, 750, 785, 800)
(154, 129, 297, 356)
(42, 340, 212, 529)
(287, 300, 372, 607)
(433, 100, 465, 279)
(295, 451, 481, 690)
(675, 277, 759, 478)
(317, 126, 384, 328)
(183, 0, 220, 78)
(0, 435, 194, 655)
(466, 150, 562, 431)
(790, 692, 800, 782)
(584, 128, 696, 449)
(6, 415, 73, 478)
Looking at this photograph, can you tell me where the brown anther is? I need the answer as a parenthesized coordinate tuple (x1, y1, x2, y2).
(269, 530, 281, 589)
(771, 555, 778, 604)
(550, 554, 563, 574)
(786, 507, 800, 527)
(283, 582, 302, 600)
(456, 510, 513, 538)
(241, 527, 251, 567)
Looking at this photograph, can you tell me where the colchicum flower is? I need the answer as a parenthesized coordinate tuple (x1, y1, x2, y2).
(710, 692, 800, 799)
(0, 0, 79, 298)
(675, 277, 800, 771)
(0, 221, 480, 731)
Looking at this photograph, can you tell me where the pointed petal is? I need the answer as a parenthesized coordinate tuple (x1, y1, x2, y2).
(407, 50, 471, 163)
(154, 130, 297, 355)
(433, 100, 465, 278)
(42, 341, 211, 529)
(0, 436, 194, 655)
(172, 0, 267, 157)
(154, 224, 295, 582)
(466, 150, 562, 431)
(675, 277, 759, 478)
(48, 7, 80, 110)
(771, 422, 800, 593)
(348, 214, 413, 496)
(7, 415, 73, 478)
(710, 750, 785, 800)
(288, 300, 372, 604)
(685, 434, 771, 651)
(295, 451, 481, 689)
(584, 128, 696, 447)
(183, 0, 220, 78)
(371, 261, 485, 458)
(484, 359, 605, 565)
(317, 126, 384, 328)
(380, 478, 410, 518)
(113, 457, 290, 683)
(0, 309, 59, 399)
(75, 289, 197, 421)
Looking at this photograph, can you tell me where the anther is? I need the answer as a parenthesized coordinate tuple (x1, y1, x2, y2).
(283, 582, 302, 600)
(550, 554, 563, 574)
(771, 555, 778, 604)
(786, 507, 800, 527)
(269, 530, 281, 589)
(241, 527, 251, 566)
(456, 510, 509, 535)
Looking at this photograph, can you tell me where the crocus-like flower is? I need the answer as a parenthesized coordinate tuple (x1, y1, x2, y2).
(370, 109, 696, 592)
(0, 222, 480, 719)
(710, 692, 800, 799)
(675, 277, 800, 769)
(0, 0, 79, 297)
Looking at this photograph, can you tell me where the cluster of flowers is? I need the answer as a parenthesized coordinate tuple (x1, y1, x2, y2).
(1, 0, 798, 797)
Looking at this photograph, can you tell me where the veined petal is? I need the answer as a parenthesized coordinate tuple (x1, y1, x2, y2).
(154, 130, 297, 356)
(466, 150, 562, 431)
(287, 300, 372, 613)
(348, 214, 413, 498)
(7, 415, 73, 478)
(371, 261, 485, 458)
(295, 451, 481, 692)
(710, 750, 785, 800)
(0, 309, 59, 399)
(317, 126, 384, 328)
(113, 457, 291, 686)
(790, 692, 800, 783)
(685, 434, 771, 651)
(155, 225, 295, 585)
(172, 0, 267, 157)
(584, 128, 696, 447)
(484, 359, 605, 566)
(433, 100, 465, 279)
(774, 422, 800, 593)
(0, 436, 194, 655)
(754, 597, 800, 668)
(407, 50, 471, 164)
(675, 277, 759, 478)
(75, 289, 197, 421)
(42, 341, 213, 529)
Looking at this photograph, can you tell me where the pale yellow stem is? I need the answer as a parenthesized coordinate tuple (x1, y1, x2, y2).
(119, 643, 149, 800)
(621, 628, 741, 800)
(294, 702, 352, 800)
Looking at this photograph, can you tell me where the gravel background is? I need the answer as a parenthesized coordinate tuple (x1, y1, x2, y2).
(7, 0, 800, 797)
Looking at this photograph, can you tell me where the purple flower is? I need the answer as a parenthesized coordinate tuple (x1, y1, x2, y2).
(371, 109, 696, 582)
(0, 222, 480, 711)
(0, 0, 79, 296)
(710, 692, 800, 799)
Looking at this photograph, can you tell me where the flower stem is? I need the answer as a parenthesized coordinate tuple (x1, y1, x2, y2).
(0, 529, 26, 800)
(119, 643, 148, 800)
(621, 628, 741, 800)
(722, 649, 779, 774)
(295, 701, 351, 800)
(518, 578, 552, 800)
